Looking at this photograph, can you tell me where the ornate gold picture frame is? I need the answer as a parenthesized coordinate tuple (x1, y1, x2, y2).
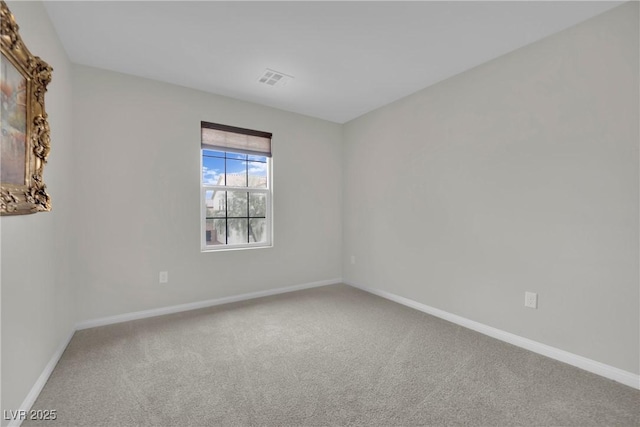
(0, 0, 52, 215)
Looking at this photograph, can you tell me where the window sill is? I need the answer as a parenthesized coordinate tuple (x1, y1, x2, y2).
(201, 244, 273, 253)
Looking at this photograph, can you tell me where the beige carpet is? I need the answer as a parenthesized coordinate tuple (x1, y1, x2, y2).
(25, 284, 639, 426)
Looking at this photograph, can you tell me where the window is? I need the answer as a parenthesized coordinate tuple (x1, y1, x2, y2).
(201, 121, 272, 251)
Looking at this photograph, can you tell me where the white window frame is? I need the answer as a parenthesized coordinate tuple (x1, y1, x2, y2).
(200, 151, 273, 252)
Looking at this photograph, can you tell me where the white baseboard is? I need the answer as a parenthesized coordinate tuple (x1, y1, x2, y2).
(8, 328, 75, 427)
(346, 281, 640, 390)
(76, 278, 342, 330)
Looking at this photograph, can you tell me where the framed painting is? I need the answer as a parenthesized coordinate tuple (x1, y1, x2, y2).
(0, 0, 52, 215)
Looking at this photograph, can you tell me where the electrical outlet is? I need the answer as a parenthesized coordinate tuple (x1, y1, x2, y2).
(525, 291, 537, 309)
(159, 271, 168, 284)
(350, 255, 356, 265)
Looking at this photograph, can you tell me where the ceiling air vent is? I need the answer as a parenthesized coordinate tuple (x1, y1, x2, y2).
(258, 69, 293, 87)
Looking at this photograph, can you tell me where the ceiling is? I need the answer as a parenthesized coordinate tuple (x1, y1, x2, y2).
(44, 1, 622, 123)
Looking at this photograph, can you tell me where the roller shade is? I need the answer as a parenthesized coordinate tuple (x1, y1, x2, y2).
(201, 121, 272, 157)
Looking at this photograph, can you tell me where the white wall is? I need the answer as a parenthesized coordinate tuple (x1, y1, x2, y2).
(343, 2, 639, 374)
(71, 65, 343, 322)
(1, 1, 75, 423)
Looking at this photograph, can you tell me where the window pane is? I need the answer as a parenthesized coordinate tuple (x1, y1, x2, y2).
(205, 190, 226, 217)
(248, 154, 267, 162)
(248, 162, 268, 188)
(228, 219, 248, 244)
(206, 218, 226, 245)
(249, 219, 267, 243)
(203, 155, 225, 185)
(205, 190, 214, 217)
(225, 159, 247, 186)
(226, 191, 248, 218)
(249, 193, 266, 217)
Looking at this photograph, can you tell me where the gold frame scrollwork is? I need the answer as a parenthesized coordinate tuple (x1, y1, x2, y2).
(1, 0, 52, 215)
